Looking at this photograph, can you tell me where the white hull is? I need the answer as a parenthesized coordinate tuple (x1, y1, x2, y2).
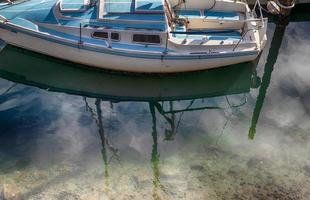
(0, 26, 259, 73)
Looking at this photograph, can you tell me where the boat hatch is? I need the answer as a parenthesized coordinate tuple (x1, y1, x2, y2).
(103, 0, 164, 13)
(60, 0, 91, 12)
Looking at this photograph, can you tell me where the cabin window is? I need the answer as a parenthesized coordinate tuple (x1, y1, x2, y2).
(92, 31, 108, 39)
(92, 31, 120, 41)
(132, 34, 161, 44)
(111, 32, 120, 41)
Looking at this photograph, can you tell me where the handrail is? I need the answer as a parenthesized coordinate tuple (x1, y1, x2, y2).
(232, 0, 266, 51)
(163, 0, 173, 26)
(202, 18, 265, 23)
(232, 28, 255, 51)
(0, 2, 9, 6)
(0, 15, 8, 23)
(252, 0, 264, 27)
(0, 0, 31, 7)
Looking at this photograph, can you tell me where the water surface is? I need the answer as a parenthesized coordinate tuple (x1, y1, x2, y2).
(0, 21, 310, 200)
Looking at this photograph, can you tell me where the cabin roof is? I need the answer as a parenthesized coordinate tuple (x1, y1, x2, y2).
(0, 0, 167, 31)
(98, 0, 167, 30)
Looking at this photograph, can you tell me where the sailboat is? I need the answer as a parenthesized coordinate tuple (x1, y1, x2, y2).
(0, 0, 267, 73)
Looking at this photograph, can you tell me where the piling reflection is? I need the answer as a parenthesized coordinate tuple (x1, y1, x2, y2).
(248, 11, 290, 139)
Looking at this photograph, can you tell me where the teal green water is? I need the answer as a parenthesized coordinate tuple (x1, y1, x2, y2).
(0, 21, 310, 200)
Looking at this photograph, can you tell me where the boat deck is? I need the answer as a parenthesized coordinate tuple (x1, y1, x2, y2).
(178, 10, 241, 21)
(103, 0, 164, 13)
(0, 0, 57, 23)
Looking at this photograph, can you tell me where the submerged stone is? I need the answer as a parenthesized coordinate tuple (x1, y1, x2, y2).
(204, 146, 226, 158)
(2, 184, 22, 200)
(227, 165, 241, 177)
(303, 165, 310, 177)
(247, 157, 265, 168)
(190, 165, 204, 171)
(56, 191, 80, 200)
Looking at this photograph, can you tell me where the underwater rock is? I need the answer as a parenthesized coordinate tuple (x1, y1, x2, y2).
(131, 175, 139, 187)
(190, 165, 204, 171)
(197, 175, 208, 183)
(247, 157, 265, 168)
(303, 165, 310, 177)
(3, 184, 21, 200)
(203, 146, 226, 157)
(227, 165, 241, 177)
(56, 191, 80, 200)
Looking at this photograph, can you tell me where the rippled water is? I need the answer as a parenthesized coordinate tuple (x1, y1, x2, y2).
(0, 21, 310, 200)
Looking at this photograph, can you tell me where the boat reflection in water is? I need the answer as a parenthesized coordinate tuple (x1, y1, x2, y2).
(0, 45, 261, 199)
(0, 45, 260, 101)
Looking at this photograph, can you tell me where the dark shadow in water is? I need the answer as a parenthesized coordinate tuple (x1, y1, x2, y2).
(248, 21, 288, 139)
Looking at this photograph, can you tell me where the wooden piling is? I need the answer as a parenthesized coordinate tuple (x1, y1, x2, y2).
(278, 0, 295, 16)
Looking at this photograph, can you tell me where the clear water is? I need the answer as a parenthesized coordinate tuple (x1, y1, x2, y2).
(0, 21, 310, 200)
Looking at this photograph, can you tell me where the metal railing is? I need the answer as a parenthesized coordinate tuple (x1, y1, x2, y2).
(232, 0, 266, 51)
(252, 0, 265, 26)
(232, 29, 255, 51)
